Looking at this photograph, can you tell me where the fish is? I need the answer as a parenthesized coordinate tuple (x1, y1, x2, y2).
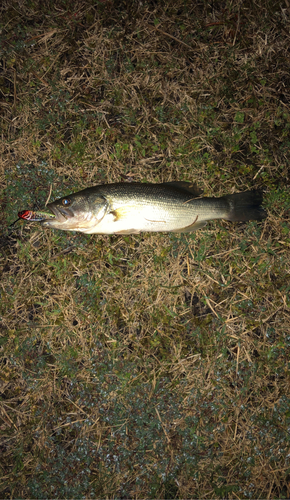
(39, 181, 266, 235)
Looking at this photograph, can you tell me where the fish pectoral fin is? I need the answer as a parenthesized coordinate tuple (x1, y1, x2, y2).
(163, 181, 202, 197)
(110, 206, 137, 221)
(171, 220, 207, 233)
(109, 206, 141, 234)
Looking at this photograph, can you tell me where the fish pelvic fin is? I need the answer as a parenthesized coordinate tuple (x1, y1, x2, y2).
(224, 190, 267, 222)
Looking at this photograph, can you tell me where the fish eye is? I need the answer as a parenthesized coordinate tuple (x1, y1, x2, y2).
(62, 198, 71, 206)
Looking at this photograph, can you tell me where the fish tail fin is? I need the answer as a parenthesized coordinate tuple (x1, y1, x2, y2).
(224, 190, 267, 222)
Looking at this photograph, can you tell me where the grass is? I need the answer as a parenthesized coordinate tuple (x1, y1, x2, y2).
(0, 0, 290, 498)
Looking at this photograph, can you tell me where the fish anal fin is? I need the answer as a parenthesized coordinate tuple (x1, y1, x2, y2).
(171, 220, 207, 233)
(115, 228, 141, 235)
(163, 181, 202, 197)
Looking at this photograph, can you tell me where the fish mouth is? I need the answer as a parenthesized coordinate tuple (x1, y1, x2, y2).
(42, 204, 75, 224)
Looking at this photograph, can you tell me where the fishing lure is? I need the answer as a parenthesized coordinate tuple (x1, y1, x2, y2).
(10, 210, 55, 227)
(17, 210, 54, 222)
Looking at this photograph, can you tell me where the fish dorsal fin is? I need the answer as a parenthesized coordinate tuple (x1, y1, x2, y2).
(163, 181, 202, 197)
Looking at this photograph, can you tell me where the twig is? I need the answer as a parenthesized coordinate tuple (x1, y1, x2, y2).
(13, 69, 17, 111)
(155, 407, 171, 444)
(50, 246, 75, 260)
(45, 184, 53, 206)
(253, 164, 265, 180)
(150, 25, 198, 52)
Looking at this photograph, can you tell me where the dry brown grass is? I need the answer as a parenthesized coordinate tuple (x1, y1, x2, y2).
(1, 0, 290, 498)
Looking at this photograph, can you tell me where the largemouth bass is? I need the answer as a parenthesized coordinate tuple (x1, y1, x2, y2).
(38, 181, 266, 234)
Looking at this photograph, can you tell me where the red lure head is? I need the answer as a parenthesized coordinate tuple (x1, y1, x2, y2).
(18, 210, 37, 221)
